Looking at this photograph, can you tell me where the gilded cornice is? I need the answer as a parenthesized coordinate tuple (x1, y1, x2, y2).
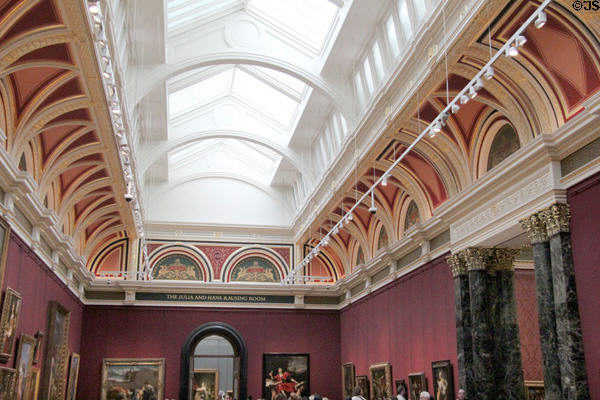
(542, 203, 571, 237)
(519, 213, 548, 244)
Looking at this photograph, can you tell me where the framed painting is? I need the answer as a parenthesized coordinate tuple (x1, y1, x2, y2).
(15, 334, 36, 400)
(356, 375, 370, 400)
(33, 331, 44, 365)
(432, 361, 454, 400)
(525, 381, 544, 400)
(24, 367, 40, 400)
(369, 363, 392, 400)
(408, 373, 427, 400)
(101, 358, 165, 400)
(0, 367, 17, 400)
(342, 363, 355, 398)
(0, 287, 22, 362)
(263, 353, 309, 400)
(192, 369, 219, 400)
(39, 301, 70, 400)
(395, 380, 407, 399)
(0, 218, 10, 294)
(66, 353, 80, 400)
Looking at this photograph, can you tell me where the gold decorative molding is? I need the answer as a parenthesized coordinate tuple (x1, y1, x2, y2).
(542, 203, 571, 237)
(464, 247, 492, 271)
(490, 248, 519, 272)
(519, 212, 548, 244)
(446, 253, 467, 278)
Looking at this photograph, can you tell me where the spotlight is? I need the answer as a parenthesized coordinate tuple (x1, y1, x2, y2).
(468, 85, 478, 99)
(124, 182, 133, 202)
(102, 71, 111, 79)
(505, 46, 519, 57)
(451, 103, 460, 114)
(382, 174, 388, 186)
(439, 111, 449, 124)
(432, 120, 442, 133)
(515, 35, 527, 47)
(459, 95, 470, 105)
(368, 191, 378, 215)
(483, 66, 494, 80)
(535, 11, 547, 29)
(473, 76, 484, 91)
(89, 3, 101, 14)
(333, 225, 340, 235)
(348, 211, 353, 221)
(428, 129, 437, 139)
(111, 107, 121, 116)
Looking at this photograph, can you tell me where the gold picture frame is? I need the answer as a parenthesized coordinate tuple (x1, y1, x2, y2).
(39, 301, 70, 400)
(408, 373, 427, 400)
(192, 369, 219, 400)
(101, 358, 165, 400)
(15, 334, 36, 400)
(356, 375, 369, 400)
(524, 380, 544, 400)
(0, 287, 22, 362)
(0, 366, 17, 400)
(24, 367, 40, 400)
(342, 363, 356, 398)
(369, 363, 392, 400)
(65, 353, 80, 400)
(0, 217, 11, 292)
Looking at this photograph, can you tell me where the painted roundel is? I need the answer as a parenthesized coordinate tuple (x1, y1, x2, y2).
(230, 257, 280, 283)
(151, 254, 204, 281)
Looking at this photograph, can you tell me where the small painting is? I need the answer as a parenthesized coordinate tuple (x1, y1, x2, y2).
(525, 381, 544, 400)
(408, 373, 427, 400)
(369, 363, 392, 400)
(39, 301, 70, 400)
(66, 353, 80, 400)
(101, 358, 164, 400)
(0, 218, 10, 294)
(24, 367, 40, 400)
(151, 254, 203, 280)
(356, 375, 370, 400)
(33, 331, 44, 365)
(404, 200, 419, 231)
(0, 367, 16, 400)
(231, 257, 280, 283)
(263, 353, 309, 400)
(432, 361, 454, 400)
(395, 380, 408, 399)
(342, 363, 355, 398)
(192, 369, 218, 400)
(0, 287, 22, 362)
(15, 334, 36, 400)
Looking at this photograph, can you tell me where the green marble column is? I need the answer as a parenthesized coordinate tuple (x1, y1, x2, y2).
(491, 249, 525, 400)
(465, 248, 496, 400)
(543, 204, 590, 400)
(520, 213, 562, 400)
(447, 253, 474, 397)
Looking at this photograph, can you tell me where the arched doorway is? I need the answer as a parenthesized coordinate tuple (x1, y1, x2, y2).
(180, 322, 247, 400)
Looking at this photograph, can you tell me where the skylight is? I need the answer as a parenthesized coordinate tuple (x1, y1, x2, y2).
(167, 0, 244, 37)
(247, 0, 339, 52)
(168, 68, 233, 117)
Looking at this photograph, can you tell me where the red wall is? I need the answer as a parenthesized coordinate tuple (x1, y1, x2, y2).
(340, 256, 458, 398)
(514, 269, 543, 381)
(0, 232, 83, 369)
(568, 172, 600, 399)
(79, 306, 341, 400)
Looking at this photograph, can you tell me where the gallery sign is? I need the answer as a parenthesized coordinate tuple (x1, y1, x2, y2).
(135, 292, 295, 304)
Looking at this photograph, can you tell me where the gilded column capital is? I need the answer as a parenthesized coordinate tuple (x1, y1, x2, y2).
(464, 247, 493, 271)
(542, 203, 571, 236)
(447, 253, 467, 278)
(490, 248, 519, 272)
(519, 213, 548, 244)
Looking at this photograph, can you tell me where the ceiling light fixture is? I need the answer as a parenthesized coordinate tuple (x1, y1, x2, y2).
(535, 11, 547, 29)
(515, 35, 527, 47)
(483, 66, 494, 80)
(382, 174, 388, 186)
(368, 191, 378, 214)
(468, 85, 478, 99)
(451, 103, 460, 114)
(473, 77, 484, 91)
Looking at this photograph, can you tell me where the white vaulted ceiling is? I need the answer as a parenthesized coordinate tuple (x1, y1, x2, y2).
(115, 0, 437, 230)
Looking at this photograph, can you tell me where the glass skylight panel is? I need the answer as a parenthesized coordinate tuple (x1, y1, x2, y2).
(371, 41, 384, 81)
(167, 0, 242, 34)
(413, 0, 427, 23)
(169, 69, 233, 117)
(231, 69, 299, 127)
(363, 57, 375, 94)
(398, 0, 413, 40)
(386, 15, 400, 58)
(252, 66, 307, 98)
(354, 70, 365, 105)
(247, 0, 339, 52)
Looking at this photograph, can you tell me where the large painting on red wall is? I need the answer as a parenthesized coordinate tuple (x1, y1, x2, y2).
(263, 353, 309, 400)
